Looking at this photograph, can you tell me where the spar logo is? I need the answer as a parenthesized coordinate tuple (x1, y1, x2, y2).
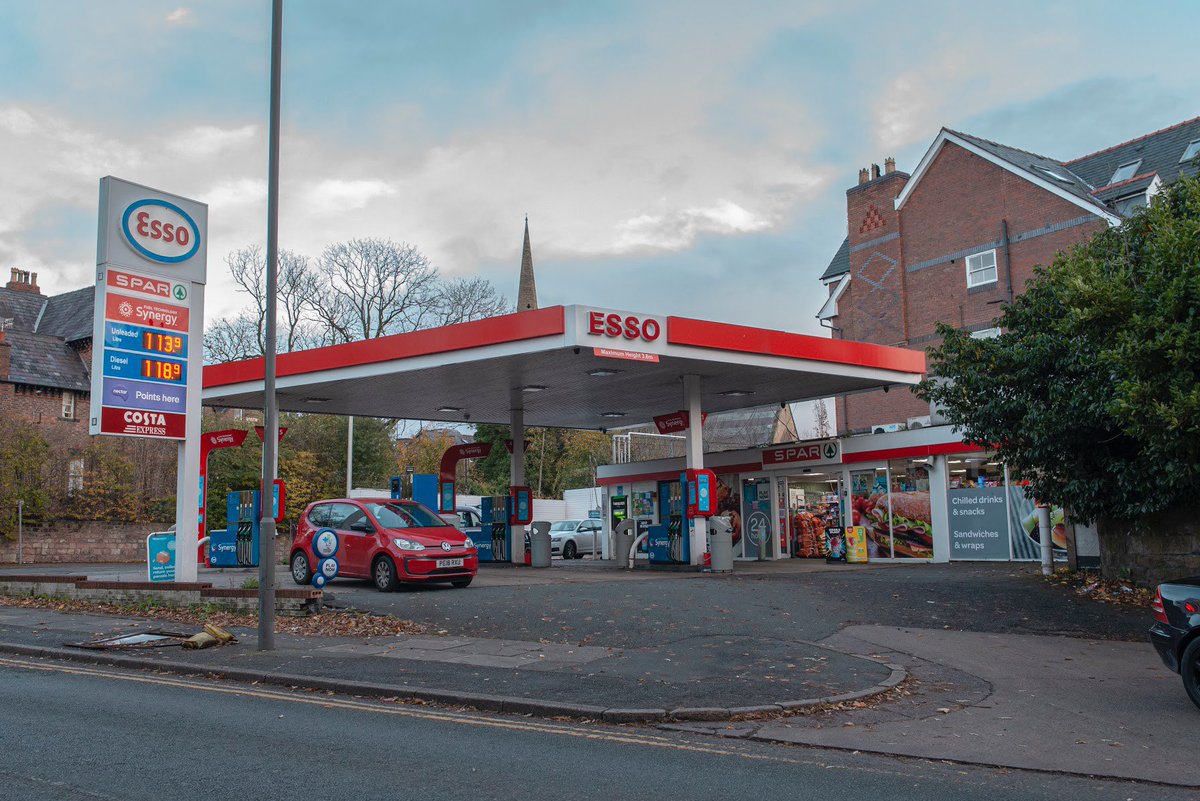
(121, 199, 201, 264)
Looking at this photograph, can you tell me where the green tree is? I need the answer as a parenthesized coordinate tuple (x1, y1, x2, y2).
(0, 419, 49, 537)
(918, 173, 1200, 581)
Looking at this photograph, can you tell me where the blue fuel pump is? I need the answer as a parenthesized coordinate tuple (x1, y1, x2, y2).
(208, 490, 261, 567)
(477, 495, 513, 563)
(648, 477, 689, 564)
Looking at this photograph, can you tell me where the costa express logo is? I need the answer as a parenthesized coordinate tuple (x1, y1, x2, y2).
(587, 311, 661, 342)
(121, 199, 201, 264)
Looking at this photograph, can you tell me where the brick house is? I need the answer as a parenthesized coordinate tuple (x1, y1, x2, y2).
(820, 116, 1200, 434)
(0, 269, 94, 481)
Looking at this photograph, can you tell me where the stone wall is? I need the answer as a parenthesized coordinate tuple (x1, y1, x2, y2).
(0, 521, 292, 565)
(1097, 507, 1200, 586)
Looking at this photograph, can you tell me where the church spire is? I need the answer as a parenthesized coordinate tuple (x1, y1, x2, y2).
(517, 215, 538, 312)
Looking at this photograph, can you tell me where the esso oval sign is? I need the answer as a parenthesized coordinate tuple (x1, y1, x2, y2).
(121, 199, 201, 264)
(587, 311, 661, 342)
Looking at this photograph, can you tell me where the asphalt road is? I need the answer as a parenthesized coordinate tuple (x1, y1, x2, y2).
(326, 562, 1149, 646)
(0, 655, 1183, 801)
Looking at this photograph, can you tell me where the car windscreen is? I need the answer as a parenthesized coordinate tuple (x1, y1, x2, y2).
(550, 520, 581, 531)
(366, 502, 449, 530)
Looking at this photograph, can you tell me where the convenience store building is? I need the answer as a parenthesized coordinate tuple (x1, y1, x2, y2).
(597, 422, 1068, 564)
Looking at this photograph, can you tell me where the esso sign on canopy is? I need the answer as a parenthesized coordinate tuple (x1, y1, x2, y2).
(587, 310, 661, 342)
(121, 199, 201, 264)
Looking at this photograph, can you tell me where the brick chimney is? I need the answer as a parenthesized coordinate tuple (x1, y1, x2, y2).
(884, 156, 896, 174)
(5, 268, 40, 294)
(858, 167, 870, 185)
(870, 163, 881, 180)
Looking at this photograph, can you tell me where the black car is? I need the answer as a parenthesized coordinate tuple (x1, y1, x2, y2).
(1150, 576, 1200, 710)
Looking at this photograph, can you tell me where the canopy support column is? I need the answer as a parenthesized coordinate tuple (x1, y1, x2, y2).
(683, 374, 706, 566)
(510, 405, 527, 564)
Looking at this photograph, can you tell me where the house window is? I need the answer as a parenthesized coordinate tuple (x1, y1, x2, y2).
(1115, 193, 1149, 216)
(1181, 139, 1200, 163)
(62, 390, 76, 420)
(965, 250, 998, 288)
(68, 459, 84, 494)
(1110, 160, 1141, 184)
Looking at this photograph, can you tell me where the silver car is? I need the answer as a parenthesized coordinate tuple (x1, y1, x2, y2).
(549, 519, 603, 559)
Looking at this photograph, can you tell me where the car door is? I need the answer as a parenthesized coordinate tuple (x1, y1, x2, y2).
(580, 520, 601, 554)
(332, 502, 375, 577)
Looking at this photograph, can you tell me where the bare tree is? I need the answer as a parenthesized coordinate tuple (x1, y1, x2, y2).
(311, 238, 440, 343)
(218, 246, 321, 356)
(203, 312, 263, 363)
(813, 398, 831, 438)
(434, 276, 512, 325)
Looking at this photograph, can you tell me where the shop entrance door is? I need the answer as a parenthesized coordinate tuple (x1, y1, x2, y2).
(784, 472, 842, 557)
(848, 465, 894, 559)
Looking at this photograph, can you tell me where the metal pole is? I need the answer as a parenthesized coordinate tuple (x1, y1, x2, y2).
(345, 416, 354, 496)
(1037, 503, 1053, 576)
(258, 0, 283, 650)
(16, 499, 23, 565)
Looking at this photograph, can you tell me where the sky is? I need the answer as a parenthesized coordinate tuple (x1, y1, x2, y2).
(1, 1, 1198, 336)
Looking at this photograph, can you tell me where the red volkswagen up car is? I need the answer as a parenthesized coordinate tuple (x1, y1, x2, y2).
(291, 498, 478, 591)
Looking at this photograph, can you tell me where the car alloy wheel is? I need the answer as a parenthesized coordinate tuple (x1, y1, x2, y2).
(373, 555, 399, 592)
(563, 540, 577, 560)
(290, 551, 311, 585)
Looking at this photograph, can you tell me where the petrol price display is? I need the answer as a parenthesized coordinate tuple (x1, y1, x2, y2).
(141, 358, 184, 382)
(143, 331, 184, 355)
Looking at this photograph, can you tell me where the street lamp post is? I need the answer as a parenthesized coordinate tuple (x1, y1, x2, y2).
(16, 499, 23, 565)
(258, 0, 283, 650)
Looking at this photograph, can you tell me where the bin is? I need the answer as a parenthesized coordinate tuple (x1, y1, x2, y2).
(529, 521, 552, 568)
(708, 516, 734, 572)
(613, 519, 636, 568)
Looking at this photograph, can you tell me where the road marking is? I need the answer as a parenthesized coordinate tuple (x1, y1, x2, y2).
(0, 655, 774, 761)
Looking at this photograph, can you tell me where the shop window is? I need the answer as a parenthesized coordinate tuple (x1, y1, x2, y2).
(965, 250, 997, 288)
(62, 390, 76, 420)
(947, 453, 1004, 489)
(68, 459, 84, 494)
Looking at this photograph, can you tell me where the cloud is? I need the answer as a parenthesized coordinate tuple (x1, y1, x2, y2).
(167, 125, 257, 159)
(165, 7, 193, 27)
(614, 200, 772, 252)
(303, 179, 398, 214)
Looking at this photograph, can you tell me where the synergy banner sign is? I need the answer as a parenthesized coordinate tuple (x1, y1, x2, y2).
(90, 177, 207, 441)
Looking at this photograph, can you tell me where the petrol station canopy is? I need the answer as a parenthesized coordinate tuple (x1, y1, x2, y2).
(201, 305, 926, 428)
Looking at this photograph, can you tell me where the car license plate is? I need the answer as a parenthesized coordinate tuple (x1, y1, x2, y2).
(436, 558, 464, 569)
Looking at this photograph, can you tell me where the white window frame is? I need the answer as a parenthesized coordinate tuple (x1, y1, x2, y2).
(1110, 159, 1141, 185)
(1181, 139, 1200, 164)
(68, 458, 84, 494)
(965, 249, 998, 288)
(61, 390, 76, 419)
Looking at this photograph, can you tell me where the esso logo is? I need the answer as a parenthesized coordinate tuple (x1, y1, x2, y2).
(121, 199, 201, 264)
(587, 311, 661, 342)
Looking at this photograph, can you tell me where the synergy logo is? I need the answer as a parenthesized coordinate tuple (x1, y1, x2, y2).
(121, 199, 201, 264)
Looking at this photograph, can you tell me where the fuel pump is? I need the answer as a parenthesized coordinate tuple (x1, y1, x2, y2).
(208, 490, 261, 568)
(478, 495, 512, 563)
(648, 478, 688, 565)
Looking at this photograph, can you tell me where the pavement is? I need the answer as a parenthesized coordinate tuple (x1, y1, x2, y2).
(0, 558, 1193, 787)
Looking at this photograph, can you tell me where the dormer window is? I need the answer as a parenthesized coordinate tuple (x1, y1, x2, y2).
(1181, 139, 1200, 163)
(1110, 160, 1141, 184)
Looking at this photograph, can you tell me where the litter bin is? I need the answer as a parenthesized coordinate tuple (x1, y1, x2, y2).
(613, 519, 636, 568)
(708, 516, 734, 572)
(529, 521, 552, 568)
